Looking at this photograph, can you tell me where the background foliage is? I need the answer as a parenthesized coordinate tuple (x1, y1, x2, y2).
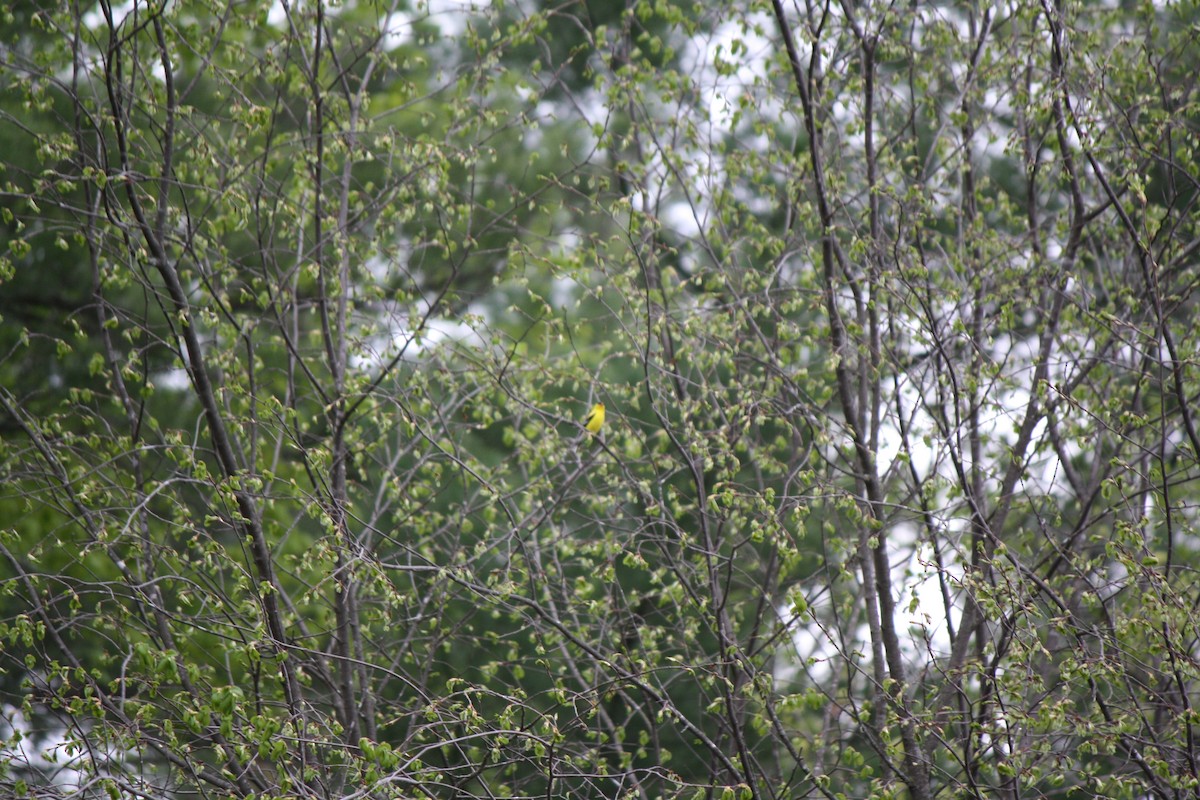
(3, 0, 1200, 798)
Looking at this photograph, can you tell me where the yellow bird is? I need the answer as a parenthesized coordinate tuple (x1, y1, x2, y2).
(583, 402, 606, 435)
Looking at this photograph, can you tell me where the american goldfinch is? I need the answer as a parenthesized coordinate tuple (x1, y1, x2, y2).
(583, 402, 605, 435)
